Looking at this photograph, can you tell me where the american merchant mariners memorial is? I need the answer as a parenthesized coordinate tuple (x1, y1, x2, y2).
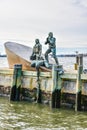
(0, 32, 87, 111)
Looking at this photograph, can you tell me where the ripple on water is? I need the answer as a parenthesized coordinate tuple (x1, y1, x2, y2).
(0, 98, 87, 130)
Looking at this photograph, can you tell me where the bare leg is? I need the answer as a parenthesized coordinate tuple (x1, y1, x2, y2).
(54, 56, 59, 65)
(52, 48, 59, 65)
(45, 49, 51, 63)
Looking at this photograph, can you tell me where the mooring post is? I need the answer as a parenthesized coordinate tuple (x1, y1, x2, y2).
(36, 67, 42, 103)
(10, 64, 22, 101)
(52, 65, 56, 108)
(75, 53, 79, 70)
(37, 81, 42, 103)
(52, 65, 62, 108)
(79, 54, 83, 73)
(56, 66, 62, 108)
(75, 65, 82, 111)
(76, 54, 79, 65)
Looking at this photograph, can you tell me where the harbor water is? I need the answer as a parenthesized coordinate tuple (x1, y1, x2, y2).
(0, 97, 87, 130)
(0, 46, 87, 130)
(0, 56, 87, 70)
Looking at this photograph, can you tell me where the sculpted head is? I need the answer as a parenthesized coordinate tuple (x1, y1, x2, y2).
(35, 39, 39, 44)
(48, 32, 53, 38)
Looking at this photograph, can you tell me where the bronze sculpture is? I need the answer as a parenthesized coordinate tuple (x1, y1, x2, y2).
(44, 32, 59, 65)
(30, 39, 44, 81)
(30, 39, 42, 61)
(30, 33, 59, 71)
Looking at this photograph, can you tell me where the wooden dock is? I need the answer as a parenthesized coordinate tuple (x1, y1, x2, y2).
(0, 65, 87, 111)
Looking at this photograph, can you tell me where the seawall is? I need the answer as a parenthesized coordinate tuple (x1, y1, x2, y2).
(0, 68, 87, 110)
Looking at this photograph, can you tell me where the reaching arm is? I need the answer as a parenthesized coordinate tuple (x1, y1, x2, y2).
(45, 38, 48, 45)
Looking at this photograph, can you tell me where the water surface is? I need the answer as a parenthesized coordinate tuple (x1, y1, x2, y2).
(0, 98, 87, 130)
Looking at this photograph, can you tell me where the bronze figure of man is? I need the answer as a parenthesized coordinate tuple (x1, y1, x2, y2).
(45, 32, 59, 65)
(30, 39, 42, 60)
(30, 39, 43, 81)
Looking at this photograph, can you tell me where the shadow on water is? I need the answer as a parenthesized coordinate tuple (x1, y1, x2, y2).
(0, 97, 87, 130)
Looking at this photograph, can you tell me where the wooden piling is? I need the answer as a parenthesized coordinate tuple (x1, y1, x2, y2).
(10, 64, 22, 101)
(75, 65, 82, 111)
(37, 82, 42, 103)
(75, 54, 79, 70)
(75, 54, 83, 71)
(52, 91, 56, 108)
(52, 65, 57, 108)
(76, 54, 79, 65)
(79, 54, 83, 73)
(52, 65, 62, 108)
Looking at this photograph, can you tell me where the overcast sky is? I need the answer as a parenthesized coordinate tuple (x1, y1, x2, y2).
(0, 0, 87, 48)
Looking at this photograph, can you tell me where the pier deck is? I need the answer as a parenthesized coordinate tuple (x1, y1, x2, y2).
(0, 68, 87, 111)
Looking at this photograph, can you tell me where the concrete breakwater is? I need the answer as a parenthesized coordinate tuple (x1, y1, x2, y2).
(0, 66, 87, 111)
